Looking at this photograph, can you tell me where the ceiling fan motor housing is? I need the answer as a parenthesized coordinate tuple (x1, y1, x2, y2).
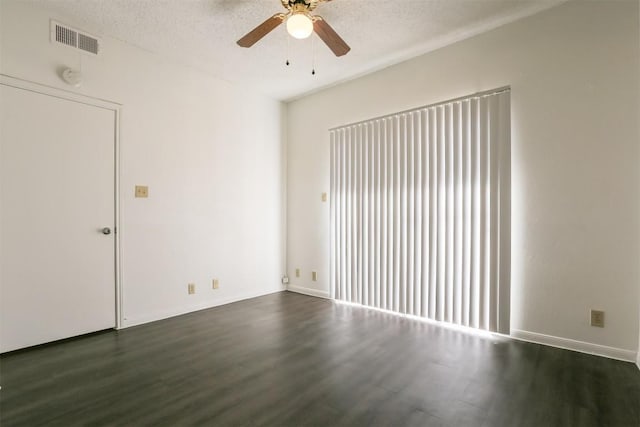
(288, 0, 312, 7)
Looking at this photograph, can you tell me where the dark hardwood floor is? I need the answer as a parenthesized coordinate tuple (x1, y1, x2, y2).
(1, 291, 639, 426)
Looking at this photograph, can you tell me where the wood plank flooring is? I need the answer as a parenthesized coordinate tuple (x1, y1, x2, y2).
(1, 291, 639, 426)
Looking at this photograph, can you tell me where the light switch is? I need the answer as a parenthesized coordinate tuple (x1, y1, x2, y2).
(135, 185, 148, 198)
(321, 192, 327, 202)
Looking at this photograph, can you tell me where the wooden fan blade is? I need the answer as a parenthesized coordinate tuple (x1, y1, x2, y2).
(237, 14, 285, 48)
(313, 16, 350, 57)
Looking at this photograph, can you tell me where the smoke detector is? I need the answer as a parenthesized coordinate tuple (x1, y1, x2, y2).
(61, 68, 83, 87)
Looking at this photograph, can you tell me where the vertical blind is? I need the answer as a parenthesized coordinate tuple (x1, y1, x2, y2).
(329, 89, 510, 333)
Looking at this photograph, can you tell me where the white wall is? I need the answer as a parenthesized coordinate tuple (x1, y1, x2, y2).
(637, 0, 640, 370)
(287, 0, 640, 357)
(0, 1, 286, 327)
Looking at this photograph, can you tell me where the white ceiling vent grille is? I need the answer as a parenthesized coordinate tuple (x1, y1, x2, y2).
(51, 21, 100, 55)
(77, 33, 99, 55)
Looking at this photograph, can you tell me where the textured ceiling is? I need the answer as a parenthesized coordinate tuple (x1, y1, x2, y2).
(30, 0, 564, 101)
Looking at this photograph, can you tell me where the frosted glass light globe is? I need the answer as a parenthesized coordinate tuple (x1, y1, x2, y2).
(286, 13, 313, 39)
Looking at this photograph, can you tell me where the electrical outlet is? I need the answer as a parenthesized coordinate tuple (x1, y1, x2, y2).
(295, 268, 300, 278)
(135, 185, 148, 198)
(188, 283, 195, 294)
(312, 271, 318, 281)
(212, 279, 219, 289)
(590, 310, 604, 328)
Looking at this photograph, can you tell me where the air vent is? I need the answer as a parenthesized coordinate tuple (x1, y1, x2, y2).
(77, 33, 99, 55)
(51, 21, 100, 55)
(55, 24, 76, 47)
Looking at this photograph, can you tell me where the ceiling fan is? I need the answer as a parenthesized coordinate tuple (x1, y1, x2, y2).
(237, 0, 350, 57)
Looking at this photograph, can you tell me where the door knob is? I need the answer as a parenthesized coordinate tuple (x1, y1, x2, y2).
(101, 227, 111, 235)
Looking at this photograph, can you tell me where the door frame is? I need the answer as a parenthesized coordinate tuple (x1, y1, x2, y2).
(1, 73, 124, 330)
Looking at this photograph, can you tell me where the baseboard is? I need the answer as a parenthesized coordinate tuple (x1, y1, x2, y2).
(511, 329, 637, 363)
(636, 350, 640, 371)
(122, 287, 285, 328)
(286, 284, 330, 299)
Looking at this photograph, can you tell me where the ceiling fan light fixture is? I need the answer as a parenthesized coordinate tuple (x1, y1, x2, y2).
(237, 0, 350, 57)
(286, 13, 313, 39)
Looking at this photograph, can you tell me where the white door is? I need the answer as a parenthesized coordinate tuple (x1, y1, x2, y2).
(0, 83, 117, 353)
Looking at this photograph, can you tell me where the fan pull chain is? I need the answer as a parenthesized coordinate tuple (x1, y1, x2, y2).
(286, 29, 290, 66)
(311, 34, 316, 75)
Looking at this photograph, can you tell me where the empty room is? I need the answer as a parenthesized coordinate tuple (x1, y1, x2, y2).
(1, 0, 639, 425)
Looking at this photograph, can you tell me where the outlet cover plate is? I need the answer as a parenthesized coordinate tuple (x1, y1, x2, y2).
(590, 310, 604, 328)
(135, 185, 149, 198)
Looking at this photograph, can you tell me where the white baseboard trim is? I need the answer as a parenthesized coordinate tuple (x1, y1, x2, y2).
(511, 329, 637, 363)
(287, 284, 330, 299)
(637, 350, 640, 371)
(121, 287, 285, 328)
